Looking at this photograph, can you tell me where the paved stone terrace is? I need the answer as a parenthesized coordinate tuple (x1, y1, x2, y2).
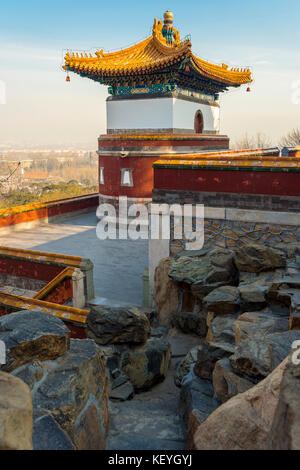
(0, 212, 148, 306)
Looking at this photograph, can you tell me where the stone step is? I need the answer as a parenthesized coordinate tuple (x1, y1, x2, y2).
(0, 285, 37, 298)
(87, 296, 137, 308)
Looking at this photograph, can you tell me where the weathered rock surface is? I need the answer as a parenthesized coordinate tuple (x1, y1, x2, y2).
(168, 248, 237, 300)
(0, 371, 33, 450)
(32, 411, 75, 450)
(110, 381, 134, 401)
(121, 337, 171, 392)
(173, 311, 207, 337)
(193, 357, 290, 450)
(86, 305, 150, 345)
(179, 371, 220, 447)
(154, 257, 180, 328)
(239, 283, 268, 311)
(109, 370, 134, 401)
(194, 341, 235, 380)
(203, 286, 240, 315)
(239, 269, 285, 286)
(290, 292, 300, 330)
(268, 280, 300, 330)
(230, 330, 300, 379)
(174, 346, 199, 387)
(271, 357, 300, 449)
(13, 339, 110, 450)
(149, 242, 300, 450)
(234, 310, 289, 345)
(212, 357, 255, 402)
(0, 310, 70, 372)
(268, 274, 300, 303)
(234, 244, 286, 273)
(274, 243, 300, 259)
(206, 312, 238, 345)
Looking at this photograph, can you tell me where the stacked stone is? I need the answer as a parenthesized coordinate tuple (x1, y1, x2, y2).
(86, 306, 171, 399)
(154, 243, 300, 449)
(0, 310, 110, 450)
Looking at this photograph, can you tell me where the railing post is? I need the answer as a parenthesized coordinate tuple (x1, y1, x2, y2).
(72, 268, 86, 309)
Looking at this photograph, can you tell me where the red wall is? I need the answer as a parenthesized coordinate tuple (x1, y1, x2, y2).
(154, 167, 300, 196)
(99, 155, 157, 198)
(99, 137, 229, 149)
(0, 257, 64, 281)
(0, 194, 98, 229)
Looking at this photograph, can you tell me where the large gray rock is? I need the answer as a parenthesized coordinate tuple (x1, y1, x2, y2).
(174, 346, 199, 387)
(268, 274, 300, 301)
(290, 292, 300, 330)
(0, 310, 70, 372)
(266, 275, 300, 330)
(13, 339, 110, 450)
(173, 311, 207, 337)
(193, 356, 290, 450)
(234, 244, 286, 273)
(271, 356, 300, 449)
(179, 371, 221, 448)
(194, 341, 235, 380)
(239, 269, 285, 286)
(121, 337, 171, 392)
(32, 411, 75, 450)
(239, 283, 268, 311)
(203, 286, 240, 315)
(154, 257, 180, 328)
(86, 306, 150, 345)
(206, 312, 238, 345)
(230, 330, 300, 379)
(234, 310, 289, 345)
(213, 357, 255, 402)
(194, 354, 300, 450)
(0, 371, 33, 450)
(274, 243, 300, 259)
(168, 248, 237, 301)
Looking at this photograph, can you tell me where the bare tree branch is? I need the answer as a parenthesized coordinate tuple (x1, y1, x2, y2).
(280, 129, 300, 147)
(233, 132, 272, 150)
(0, 162, 21, 183)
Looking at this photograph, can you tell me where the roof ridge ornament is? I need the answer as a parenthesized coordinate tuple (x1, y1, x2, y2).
(152, 13, 181, 47)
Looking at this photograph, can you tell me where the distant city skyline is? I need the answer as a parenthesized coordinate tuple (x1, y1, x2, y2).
(0, 0, 299, 147)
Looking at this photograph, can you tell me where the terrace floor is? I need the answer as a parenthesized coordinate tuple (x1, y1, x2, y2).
(0, 212, 148, 306)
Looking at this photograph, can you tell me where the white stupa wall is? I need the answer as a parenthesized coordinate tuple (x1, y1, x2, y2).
(173, 98, 220, 133)
(106, 96, 220, 133)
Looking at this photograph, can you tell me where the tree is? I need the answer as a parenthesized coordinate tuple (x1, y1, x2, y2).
(280, 129, 300, 148)
(234, 132, 272, 150)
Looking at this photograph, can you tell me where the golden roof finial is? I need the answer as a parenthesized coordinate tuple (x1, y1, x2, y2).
(163, 10, 173, 27)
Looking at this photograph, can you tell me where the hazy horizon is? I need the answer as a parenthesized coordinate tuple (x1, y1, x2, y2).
(0, 0, 299, 148)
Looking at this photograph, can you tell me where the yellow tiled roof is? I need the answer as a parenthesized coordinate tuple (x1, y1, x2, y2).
(63, 18, 252, 86)
(153, 149, 300, 170)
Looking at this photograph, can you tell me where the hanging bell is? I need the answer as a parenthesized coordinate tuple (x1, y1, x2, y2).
(66, 75, 70, 82)
(185, 64, 190, 73)
(246, 87, 251, 92)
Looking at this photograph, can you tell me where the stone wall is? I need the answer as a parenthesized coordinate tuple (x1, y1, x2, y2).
(170, 217, 300, 255)
(148, 204, 300, 305)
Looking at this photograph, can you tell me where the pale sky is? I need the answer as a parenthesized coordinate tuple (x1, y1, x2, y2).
(0, 0, 299, 149)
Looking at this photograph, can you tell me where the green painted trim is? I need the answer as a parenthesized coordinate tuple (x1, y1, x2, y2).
(153, 164, 300, 173)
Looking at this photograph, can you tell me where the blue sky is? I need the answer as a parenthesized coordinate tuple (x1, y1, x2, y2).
(0, 0, 299, 147)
